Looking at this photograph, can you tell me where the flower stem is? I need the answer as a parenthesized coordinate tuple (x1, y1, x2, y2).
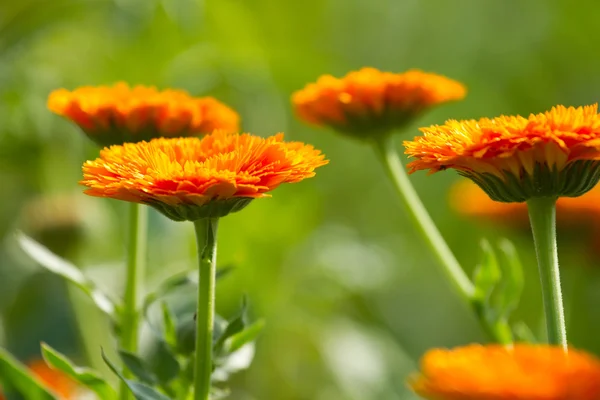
(119, 203, 147, 400)
(527, 196, 567, 348)
(373, 136, 474, 302)
(193, 218, 219, 400)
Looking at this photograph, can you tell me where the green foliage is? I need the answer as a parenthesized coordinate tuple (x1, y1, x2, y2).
(41, 343, 117, 400)
(471, 238, 526, 344)
(15, 232, 118, 320)
(0, 347, 57, 400)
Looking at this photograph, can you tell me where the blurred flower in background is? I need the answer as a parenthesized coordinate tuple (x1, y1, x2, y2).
(48, 83, 240, 147)
(409, 344, 600, 400)
(292, 68, 466, 140)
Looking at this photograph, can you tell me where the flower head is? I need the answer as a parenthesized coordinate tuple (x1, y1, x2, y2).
(48, 82, 240, 147)
(81, 130, 328, 221)
(409, 344, 600, 400)
(292, 68, 466, 140)
(405, 105, 600, 202)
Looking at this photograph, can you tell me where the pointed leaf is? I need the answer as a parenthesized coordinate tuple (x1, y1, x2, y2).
(472, 239, 501, 304)
(213, 296, 248, 354)
(118, 351, 157, 385)
(495, 238, 525, 317)
(16, 232, 117, 319)
(225, 319, 265, 354)
(102, 350, 170, 400)
(0, 347, 57, 400)
(161, 302, 178, 348)
(41, 343, 117, 400)
(145, 342, 180, 386)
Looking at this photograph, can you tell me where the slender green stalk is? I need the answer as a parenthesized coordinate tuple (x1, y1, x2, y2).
(373, 136, 474, 302)
(119, 203, 148, 400)
(193, 218, 220, 400)
(527, 196, 567, 348)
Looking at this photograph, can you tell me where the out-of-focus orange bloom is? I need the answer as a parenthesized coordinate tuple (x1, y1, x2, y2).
(450, 179, 600, 228)
(405, 105, 600, 202)
(81, 130, 328, 221)
(292, 68, 466, 139)
(0, 360, 76, 399)
(48, 82, 240, 147)
(409, 344, 600, 400)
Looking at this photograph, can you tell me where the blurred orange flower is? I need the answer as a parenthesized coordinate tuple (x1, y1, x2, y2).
(405, 105, 600, 202)
(48, 82, 240, 147)
(450, 179, 600, 228)
(409, 344, 600, 400)
(0, 360, 75, 399)
(292, 68, 466, 139)
(81, 130, 328, 221)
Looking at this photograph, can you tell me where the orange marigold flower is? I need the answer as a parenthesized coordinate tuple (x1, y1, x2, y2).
(292, 68, 466, 139)
(450, 179, 600, 229)
(81, 130, 328, 221)
(48, 82, 240, 147)
(409, 344, 600, 400)
(405, 104, 600, 202)
(28, 360, 76, 399)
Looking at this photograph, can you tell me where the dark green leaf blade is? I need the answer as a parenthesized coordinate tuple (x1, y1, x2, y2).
(102, 350, 170, 400)
(117, 351, 157, 385)
(495, 238, 525, 317)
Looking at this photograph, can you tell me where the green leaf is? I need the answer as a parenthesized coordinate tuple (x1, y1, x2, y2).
(41, 343, 117, 400)
(213, 296, 248, 355)
(495, 238, 525, 317)
(225, 319, 265, 354)
(472, 239, 501, 305)
(15, 231, 117, 319)
(102, 350, 170, 400)
(161, 302, 178, 349)
(145, 342, 180, 386)
(513, 321, 538, 343)
(0, 347, 57, 400)
(118, 351, 157, 385)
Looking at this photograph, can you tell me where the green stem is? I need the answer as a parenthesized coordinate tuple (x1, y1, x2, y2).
(527, 196, 567, 348)
(193, 218, 219, 400)
(119, 203, 148, 400)
(373, 136, 474, 302)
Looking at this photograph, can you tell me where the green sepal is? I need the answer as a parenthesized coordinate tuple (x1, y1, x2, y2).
(461, 160, 600, 202)
(148, 197, 253, 221)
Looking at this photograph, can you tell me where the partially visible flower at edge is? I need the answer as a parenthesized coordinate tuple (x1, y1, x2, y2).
(292, 67, 466, 140)
(48, 82, 240, 147)
(409, 344, 600, 400)
(450, 179, 600, 228)
(81, 130, 329, 221)
(0, 359, 76, 399)
(405, 104, 600, 202)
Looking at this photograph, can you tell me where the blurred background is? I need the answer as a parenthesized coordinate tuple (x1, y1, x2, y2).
(2, 0, 600, 398)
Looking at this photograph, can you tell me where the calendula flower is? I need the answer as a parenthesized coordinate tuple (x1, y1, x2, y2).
(409, 344, 600, 400)
(405, 105, 600, 202)
(81, 130, 328, 221)
(48, 82, 240, 147)
(292, 68, 466, 139)
(450, 179, 600, 228)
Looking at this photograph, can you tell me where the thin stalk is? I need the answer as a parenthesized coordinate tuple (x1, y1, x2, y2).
(193, 218, 219, 400)
(119, 203, 148, 400)
(373, 136, 474, 302)
(527, 196, 567, 348)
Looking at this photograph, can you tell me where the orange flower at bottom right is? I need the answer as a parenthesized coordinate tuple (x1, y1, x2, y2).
(409, 344, 600, 400)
